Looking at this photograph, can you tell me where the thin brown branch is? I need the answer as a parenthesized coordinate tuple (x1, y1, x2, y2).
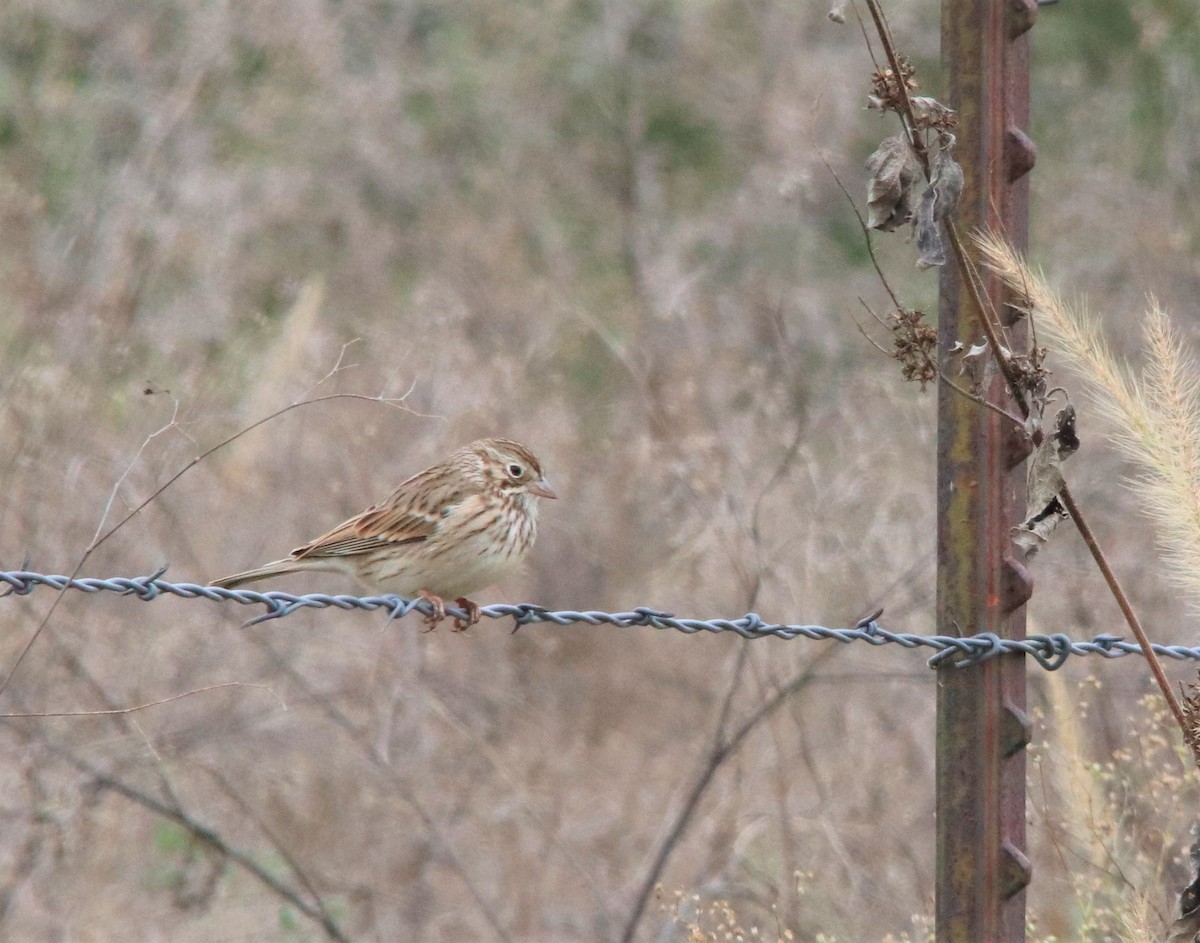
(862, 0, 930, 175)
(938, 372, 1025, 428)
(823, 156, 902, 312)
(1059, 487, 1190, 738)
(944, 221, 1032, 414)
(850, 0, 882, 73)
(0, 682, 285, 718)
(861, 0, 1028, 405)
(854, 319, 894, 358)
(93, 391, 417, 554)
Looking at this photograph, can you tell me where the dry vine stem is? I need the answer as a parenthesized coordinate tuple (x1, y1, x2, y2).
(860, 0, 1189, 742)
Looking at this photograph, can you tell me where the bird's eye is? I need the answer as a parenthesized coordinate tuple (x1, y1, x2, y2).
(506, 463, 524, 479)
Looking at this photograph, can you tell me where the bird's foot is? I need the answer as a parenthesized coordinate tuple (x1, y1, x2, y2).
(418, 589, 446, 631)
(451, 597, 481, 631)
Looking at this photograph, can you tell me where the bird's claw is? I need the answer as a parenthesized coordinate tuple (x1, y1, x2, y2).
(417, 591, 481, 631)
(419, 590, 446, 631)
(451, 597, 481, 632)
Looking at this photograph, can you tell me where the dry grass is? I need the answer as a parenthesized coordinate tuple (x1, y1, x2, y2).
(1029, 677, 1200, 941)
(978, 234, 1200, 610)
(0, 1, 1197, 941)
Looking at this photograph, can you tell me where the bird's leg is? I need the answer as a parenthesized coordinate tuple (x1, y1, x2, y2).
(451, 597, 482, 631)
(418, 589, 446, 630)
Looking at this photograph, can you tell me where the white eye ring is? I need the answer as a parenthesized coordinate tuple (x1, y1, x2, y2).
(507, 463, 524, 478)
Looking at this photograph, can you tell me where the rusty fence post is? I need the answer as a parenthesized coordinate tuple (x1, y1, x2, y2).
(936, 0, 1038, 941)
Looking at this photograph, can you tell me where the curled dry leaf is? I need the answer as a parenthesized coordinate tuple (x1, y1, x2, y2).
(1012, 405, 1078, 557)
(914, 191, 945, 267)
(908, 96, 958, 132)
(915, 146, 964, 269)
(866, 136, 921, 231)
(1051, 402, 1079, 457)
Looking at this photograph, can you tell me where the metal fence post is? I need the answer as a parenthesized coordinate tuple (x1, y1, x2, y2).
(936, 1, 1037, 941)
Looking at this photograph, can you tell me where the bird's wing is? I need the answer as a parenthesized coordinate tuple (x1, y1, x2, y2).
(291, 470, 470, 559)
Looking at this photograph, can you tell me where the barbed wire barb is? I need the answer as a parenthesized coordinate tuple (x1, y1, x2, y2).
(3, 570, 1199, 671)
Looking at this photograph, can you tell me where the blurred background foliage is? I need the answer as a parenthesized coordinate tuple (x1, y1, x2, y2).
(0, 1, 1198, 941)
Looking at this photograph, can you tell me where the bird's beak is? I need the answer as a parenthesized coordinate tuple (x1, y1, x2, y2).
(529, 477, 557, 499)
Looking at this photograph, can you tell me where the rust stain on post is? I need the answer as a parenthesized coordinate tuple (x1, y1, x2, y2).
(936, 0, 1034, 941)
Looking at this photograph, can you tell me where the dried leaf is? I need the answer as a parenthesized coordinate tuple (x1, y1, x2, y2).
(1011, 497, 1067, 555)
(1026, 444, 1066, 520)
(1053, 403, 1079, 458)
(865, 136, 920, 231)
(915, 148, 964, 269)
(1012, 406, 1078, 557)
(914, 199, 945, 268)
(909, 96, 958, 131)
(828, 0, 849, 23)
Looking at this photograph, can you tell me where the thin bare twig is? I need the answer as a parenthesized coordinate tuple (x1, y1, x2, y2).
(823, 156, 902, 312)
(937, 373, 1024, 428)
(1059, 487, 1190, 737)
(850, 0, 882, 72)
(862, 0, 930, 175)
(0, 681, 285, 719)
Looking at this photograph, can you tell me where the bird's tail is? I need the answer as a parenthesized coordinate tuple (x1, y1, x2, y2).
(211, 558, 307, 589)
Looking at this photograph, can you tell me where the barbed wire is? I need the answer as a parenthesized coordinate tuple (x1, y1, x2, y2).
(3, 570, 1199, 672)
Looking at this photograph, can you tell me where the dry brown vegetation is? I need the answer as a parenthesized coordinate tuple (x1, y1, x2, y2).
(1, 1, 1199, 940)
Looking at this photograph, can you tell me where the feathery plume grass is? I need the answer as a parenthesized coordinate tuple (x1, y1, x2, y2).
(975, 232, 1200, 606)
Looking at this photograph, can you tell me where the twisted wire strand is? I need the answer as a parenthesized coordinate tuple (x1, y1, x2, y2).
(2, 570, 1197, 671)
